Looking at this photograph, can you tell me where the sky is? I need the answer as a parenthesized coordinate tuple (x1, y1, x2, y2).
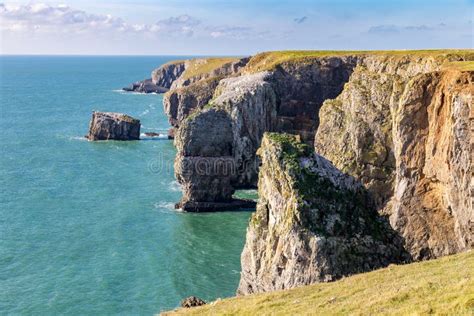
(0, 0, 473, 55)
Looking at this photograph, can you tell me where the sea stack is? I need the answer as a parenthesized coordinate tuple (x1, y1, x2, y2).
(87, 111, 140, 141)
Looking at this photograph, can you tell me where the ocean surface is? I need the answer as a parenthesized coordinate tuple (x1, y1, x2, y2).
(0, 56, 252, 314)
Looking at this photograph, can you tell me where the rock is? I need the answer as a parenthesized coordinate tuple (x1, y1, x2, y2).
(152, 61, 186, 88)
(180, 296, 206, 308)
(315, 62, 474, 259)
(176, 199, 256, 212)
(163, 77, 222, 128)
(237, 133, 408, 295)
(389, 70, 474, 259)
(122, 79, 168, 94)
(174, 72, 277, 211)
(144, 132, 161, 137)
(170, 57, 249, 89)
(87, 111, 140, 141)
(167, 128, 175, 140)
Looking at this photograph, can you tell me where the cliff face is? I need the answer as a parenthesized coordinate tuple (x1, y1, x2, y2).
(162, 58, 250, 128)
(174, 72, 276, 210)
(174, 56, 362, 210)
(316, 65, 473, 260)
(390, 70, 473, 259)
(154, 51, 473, 293)
(238, 133, 407, 294)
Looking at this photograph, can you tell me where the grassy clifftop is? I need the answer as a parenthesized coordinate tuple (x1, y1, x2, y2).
(243, 49, 474, 72)
(163, 251, 474, 315)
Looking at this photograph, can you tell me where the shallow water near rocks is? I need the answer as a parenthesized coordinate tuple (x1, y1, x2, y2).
(0, 56, 251, 314)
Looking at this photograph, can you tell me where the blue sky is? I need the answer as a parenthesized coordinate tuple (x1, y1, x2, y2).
(1, 0, 472, 55)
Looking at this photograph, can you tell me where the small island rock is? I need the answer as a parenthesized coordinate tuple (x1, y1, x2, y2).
(87, 111, 140, 141)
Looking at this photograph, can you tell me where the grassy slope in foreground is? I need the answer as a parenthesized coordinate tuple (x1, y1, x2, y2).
(163, 251, 474, 315)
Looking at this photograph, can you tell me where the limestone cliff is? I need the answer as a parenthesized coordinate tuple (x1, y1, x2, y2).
(316, 66, 473, 259)
(163, 57, 249, 128)
(237, 133, 407, 294)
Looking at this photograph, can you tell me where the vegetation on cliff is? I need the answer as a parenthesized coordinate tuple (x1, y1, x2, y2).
(164, 250, 474, 316)
(243, 49, 474, 73)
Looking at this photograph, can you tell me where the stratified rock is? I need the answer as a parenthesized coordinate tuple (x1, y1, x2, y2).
(180, 296, 206, 308)
(237, 133, 407, 295)
(174, 72, 277, 211)
(316, 63, 474, 260)
(389, 70, 473, 259)
(122, 79, 168, 94)
(87, 111, 140, 141)
(163, 77, 221, 127)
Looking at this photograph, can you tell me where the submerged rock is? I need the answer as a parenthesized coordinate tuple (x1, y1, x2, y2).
(238, 133, 408, 295)
(87, 111, 140, 141)
(143, 132, 161, 137)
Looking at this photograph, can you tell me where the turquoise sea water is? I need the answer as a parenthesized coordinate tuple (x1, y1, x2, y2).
(0, 56, 251, 314)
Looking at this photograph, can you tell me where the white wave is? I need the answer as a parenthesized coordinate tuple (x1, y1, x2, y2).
(139, 109, 150, 116)
(140, 133, 168, 139)
(154, 201, 175, 210)
(112, 89, 158, 95)
(169, 180, 182, 192)
(68, 136, 88, 141)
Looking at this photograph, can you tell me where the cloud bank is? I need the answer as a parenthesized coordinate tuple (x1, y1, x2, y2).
(0, 3, 200, 35)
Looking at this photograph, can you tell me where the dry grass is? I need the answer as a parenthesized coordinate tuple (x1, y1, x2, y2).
(243, 49, 474, 73)
(162, 251, 474, 316)
(443, 61, 474, 71)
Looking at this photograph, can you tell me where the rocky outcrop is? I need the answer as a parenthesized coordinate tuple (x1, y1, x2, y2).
(122, 78, 169, 94)
(87, 111, 140, 141)
(151, 61, 186, 88)
(237, 133, 408, 295)
(169, 57, 249, 89)
(163, 77, 222, 127)
(123, 61, 186, 93)
(174, 72, 275, 211)
(316, 64, 473, 260)
(162, 58, 250, 128)
(180, 296, 206, 308)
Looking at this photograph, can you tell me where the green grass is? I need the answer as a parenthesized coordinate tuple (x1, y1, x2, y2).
(243, 49, 474, 73)
(163, 251, 474, 316)
(181, 57, 241, 79)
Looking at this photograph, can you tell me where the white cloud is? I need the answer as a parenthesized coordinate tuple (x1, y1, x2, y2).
(0, 3, 200, 36)
(154, 14, 201, 36)
(208, 26, 253, 39)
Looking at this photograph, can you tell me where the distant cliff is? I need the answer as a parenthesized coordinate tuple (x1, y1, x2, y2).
(145, 50, 473, 293)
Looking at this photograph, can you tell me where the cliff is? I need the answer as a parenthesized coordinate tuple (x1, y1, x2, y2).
(152, 50, 473, 294)
(238, 133, 407, 294)
(316, 65, 473, 260)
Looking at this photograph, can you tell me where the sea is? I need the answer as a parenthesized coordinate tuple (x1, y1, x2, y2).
(0, 56, 253, 315)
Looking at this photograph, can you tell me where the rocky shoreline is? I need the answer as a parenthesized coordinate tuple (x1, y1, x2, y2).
(125, 50, 473, 300)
